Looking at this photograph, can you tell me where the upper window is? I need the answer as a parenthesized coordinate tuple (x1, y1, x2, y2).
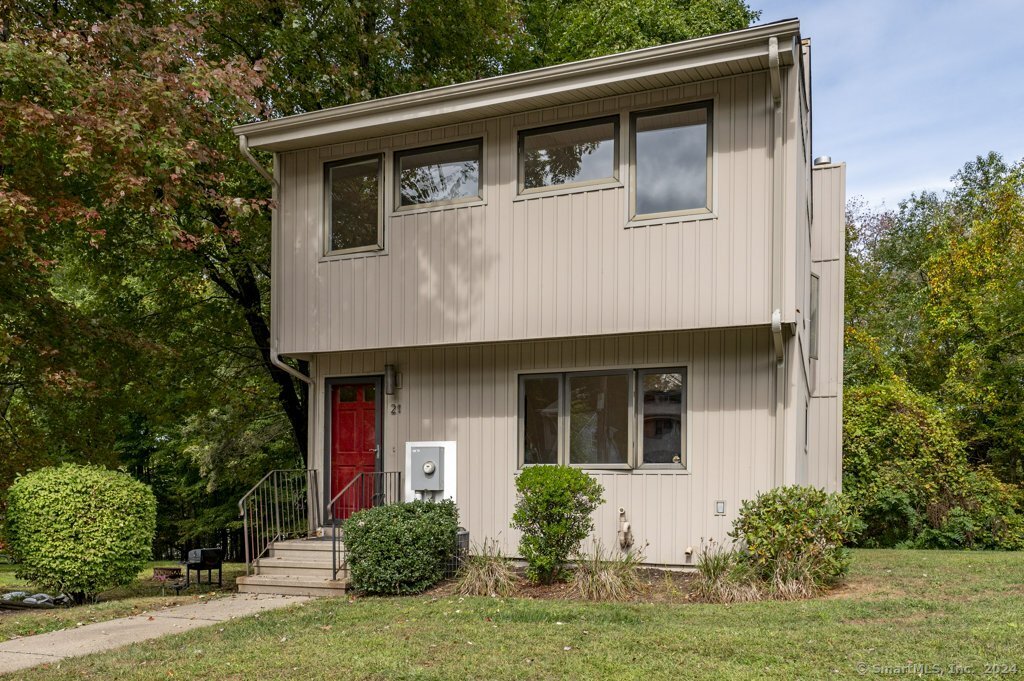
(395, 139, 483, 208)
(518, 117, 618, 192)
(324, 155, 383, 255)
(519, 367, 687, 470)
(809, 273, 820, 360)
(630, 102, 712, 219)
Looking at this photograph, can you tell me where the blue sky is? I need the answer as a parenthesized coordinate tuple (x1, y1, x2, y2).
(753, 1, 1024, 208)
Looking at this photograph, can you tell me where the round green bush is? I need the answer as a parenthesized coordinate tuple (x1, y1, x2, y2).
(729, 485, 858, 588)
(5, 464, 156, 603)
(511, 465, 604, 584)
(342, 500, 459, 595)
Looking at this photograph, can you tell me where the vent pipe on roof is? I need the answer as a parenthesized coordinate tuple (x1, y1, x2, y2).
(813, 155, 832, 166)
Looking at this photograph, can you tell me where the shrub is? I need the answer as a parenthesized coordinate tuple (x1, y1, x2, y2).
(343, 500, 459, 595)
(844, 380, 1024, 550)
(5, 464, 156, 603)
(455, 538, 518, 597)
(511, 465, 604, 584)
(729, 485, 858, 590)
(569, 540, 645, 601)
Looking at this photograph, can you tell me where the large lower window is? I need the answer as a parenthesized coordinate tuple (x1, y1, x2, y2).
(324, 155, 383, 255)
(519, 117, 618, 192)
(630, 102, 712, 219)
(395, 139, 483, 208)
(519, 367, 687, 470)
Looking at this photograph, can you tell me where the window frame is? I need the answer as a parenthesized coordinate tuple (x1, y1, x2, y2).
(628, 100, 714, 221)
(516, 115, 621, 196)
(809, 272, 820, 360)
(517, 366, 689, 472)
(393, 137, 485, 211)
(518, 372, 563, 467)
(636, 367, 688, 470)
(322, 153, 385, 258)
(563, 369, 634, 471)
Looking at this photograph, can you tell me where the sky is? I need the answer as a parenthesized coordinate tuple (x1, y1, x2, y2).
(753, 0, 1024, 208)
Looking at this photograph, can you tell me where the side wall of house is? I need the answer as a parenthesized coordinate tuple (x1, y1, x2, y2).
(808, 163, 846, 492)
(310, 328, 777, 566)
(275, 71, 791, 356)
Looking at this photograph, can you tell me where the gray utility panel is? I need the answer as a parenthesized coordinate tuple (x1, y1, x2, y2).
(410, 446, 444, 491)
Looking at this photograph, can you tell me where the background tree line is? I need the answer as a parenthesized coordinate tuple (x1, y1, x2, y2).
(0, 0, 758, 557)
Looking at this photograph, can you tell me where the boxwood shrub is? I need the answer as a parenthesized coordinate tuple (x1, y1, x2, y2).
(729, 485, 858, 589)
(342, 500, 459, 595)
(5, 464, 157, 603)
(511, 465, 604, 584)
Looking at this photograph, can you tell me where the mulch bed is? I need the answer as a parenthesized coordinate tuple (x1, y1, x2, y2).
(427, 568, 699, 604)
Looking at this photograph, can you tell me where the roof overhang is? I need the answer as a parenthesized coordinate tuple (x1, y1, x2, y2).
(235, 19, 801, 152)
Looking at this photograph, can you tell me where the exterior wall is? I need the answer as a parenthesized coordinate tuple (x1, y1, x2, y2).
(310, 328, 779, 566)
(808, 163, 846, 492)
(275, 71, 794, 356)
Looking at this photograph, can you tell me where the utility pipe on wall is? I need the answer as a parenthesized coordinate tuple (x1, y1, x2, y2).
(238, 135, 312, 389)
(768, 36, 788, 486)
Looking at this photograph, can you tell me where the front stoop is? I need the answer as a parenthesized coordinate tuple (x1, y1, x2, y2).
(237, 536, 349, 597)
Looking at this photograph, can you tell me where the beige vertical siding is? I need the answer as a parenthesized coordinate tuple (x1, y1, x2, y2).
(310, 328, 776, 566)
(275, 72, 784, 355)
(809, 163, 846, 492)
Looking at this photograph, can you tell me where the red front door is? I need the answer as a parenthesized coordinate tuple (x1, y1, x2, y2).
(330, 382, 378, 520)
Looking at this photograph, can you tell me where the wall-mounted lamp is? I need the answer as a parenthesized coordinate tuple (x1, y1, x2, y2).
(384, 364, 399, 395)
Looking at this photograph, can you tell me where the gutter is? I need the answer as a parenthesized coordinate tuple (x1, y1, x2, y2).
(235, 19, 801, 151)
(769, 35, 787, 486)
(238, 136, 312, 387)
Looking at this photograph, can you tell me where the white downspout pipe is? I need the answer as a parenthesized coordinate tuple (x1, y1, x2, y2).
(769, 36, 787, 486)
(238, 134, 312, 389)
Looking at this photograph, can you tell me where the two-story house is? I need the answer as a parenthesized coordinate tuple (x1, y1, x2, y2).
(234, 18, 845, 596)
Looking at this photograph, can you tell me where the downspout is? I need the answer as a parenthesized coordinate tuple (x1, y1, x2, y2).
(238, 135, 313, 389)
(768, 37, 787, 486)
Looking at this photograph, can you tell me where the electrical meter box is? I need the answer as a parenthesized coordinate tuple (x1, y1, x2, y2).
(410, 446, 444, 491)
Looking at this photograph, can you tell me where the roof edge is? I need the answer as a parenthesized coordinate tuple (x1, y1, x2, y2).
(235, 19, 801, 149)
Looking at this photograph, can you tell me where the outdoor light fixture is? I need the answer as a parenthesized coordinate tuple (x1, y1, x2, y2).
(384, 364, 398, 395)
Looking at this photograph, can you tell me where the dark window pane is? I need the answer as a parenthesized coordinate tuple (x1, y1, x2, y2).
(363, 384, 376, 402)
(569, 373, 629, 465)
(634, 106, 709, 215)
(809, 275, 820, 359)
(640, 371, 685, 465)
(336, 385, 358, 402)
(398, 142, 481, 206)
(328, 157, 380, 252)
(523, 377, 559, 464)
(522, 120, 616, 190)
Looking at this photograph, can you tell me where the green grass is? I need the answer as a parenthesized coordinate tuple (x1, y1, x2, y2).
(16, 550, 1024, 679)
(0, 561, 246, 640)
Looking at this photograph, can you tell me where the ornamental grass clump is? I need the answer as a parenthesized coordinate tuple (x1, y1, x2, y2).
(511, 465, 604, 584)
(5, 464, 156, 604)
(569, 540, 646, 601)
(455, 538, 518, 597)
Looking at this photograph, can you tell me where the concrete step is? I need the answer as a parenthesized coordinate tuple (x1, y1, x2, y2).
(257, 559, 336, 578)
(237, 574, 349, 597)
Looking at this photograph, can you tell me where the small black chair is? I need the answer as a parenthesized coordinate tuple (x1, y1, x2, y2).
(184, 548, 224, 588)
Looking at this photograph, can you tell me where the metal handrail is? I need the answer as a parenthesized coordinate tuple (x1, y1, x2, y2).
(327, 471, 403, 580)
(238, 469, 320, 575)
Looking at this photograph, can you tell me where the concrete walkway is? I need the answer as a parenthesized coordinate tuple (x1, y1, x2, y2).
(0, 593, 310, 675)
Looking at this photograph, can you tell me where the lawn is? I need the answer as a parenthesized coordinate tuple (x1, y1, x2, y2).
(0, 561, 246, 641)
(13, 549, 1024, 680)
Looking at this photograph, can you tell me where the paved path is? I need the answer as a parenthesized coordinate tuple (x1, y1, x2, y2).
(0, 594, 310, 675)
